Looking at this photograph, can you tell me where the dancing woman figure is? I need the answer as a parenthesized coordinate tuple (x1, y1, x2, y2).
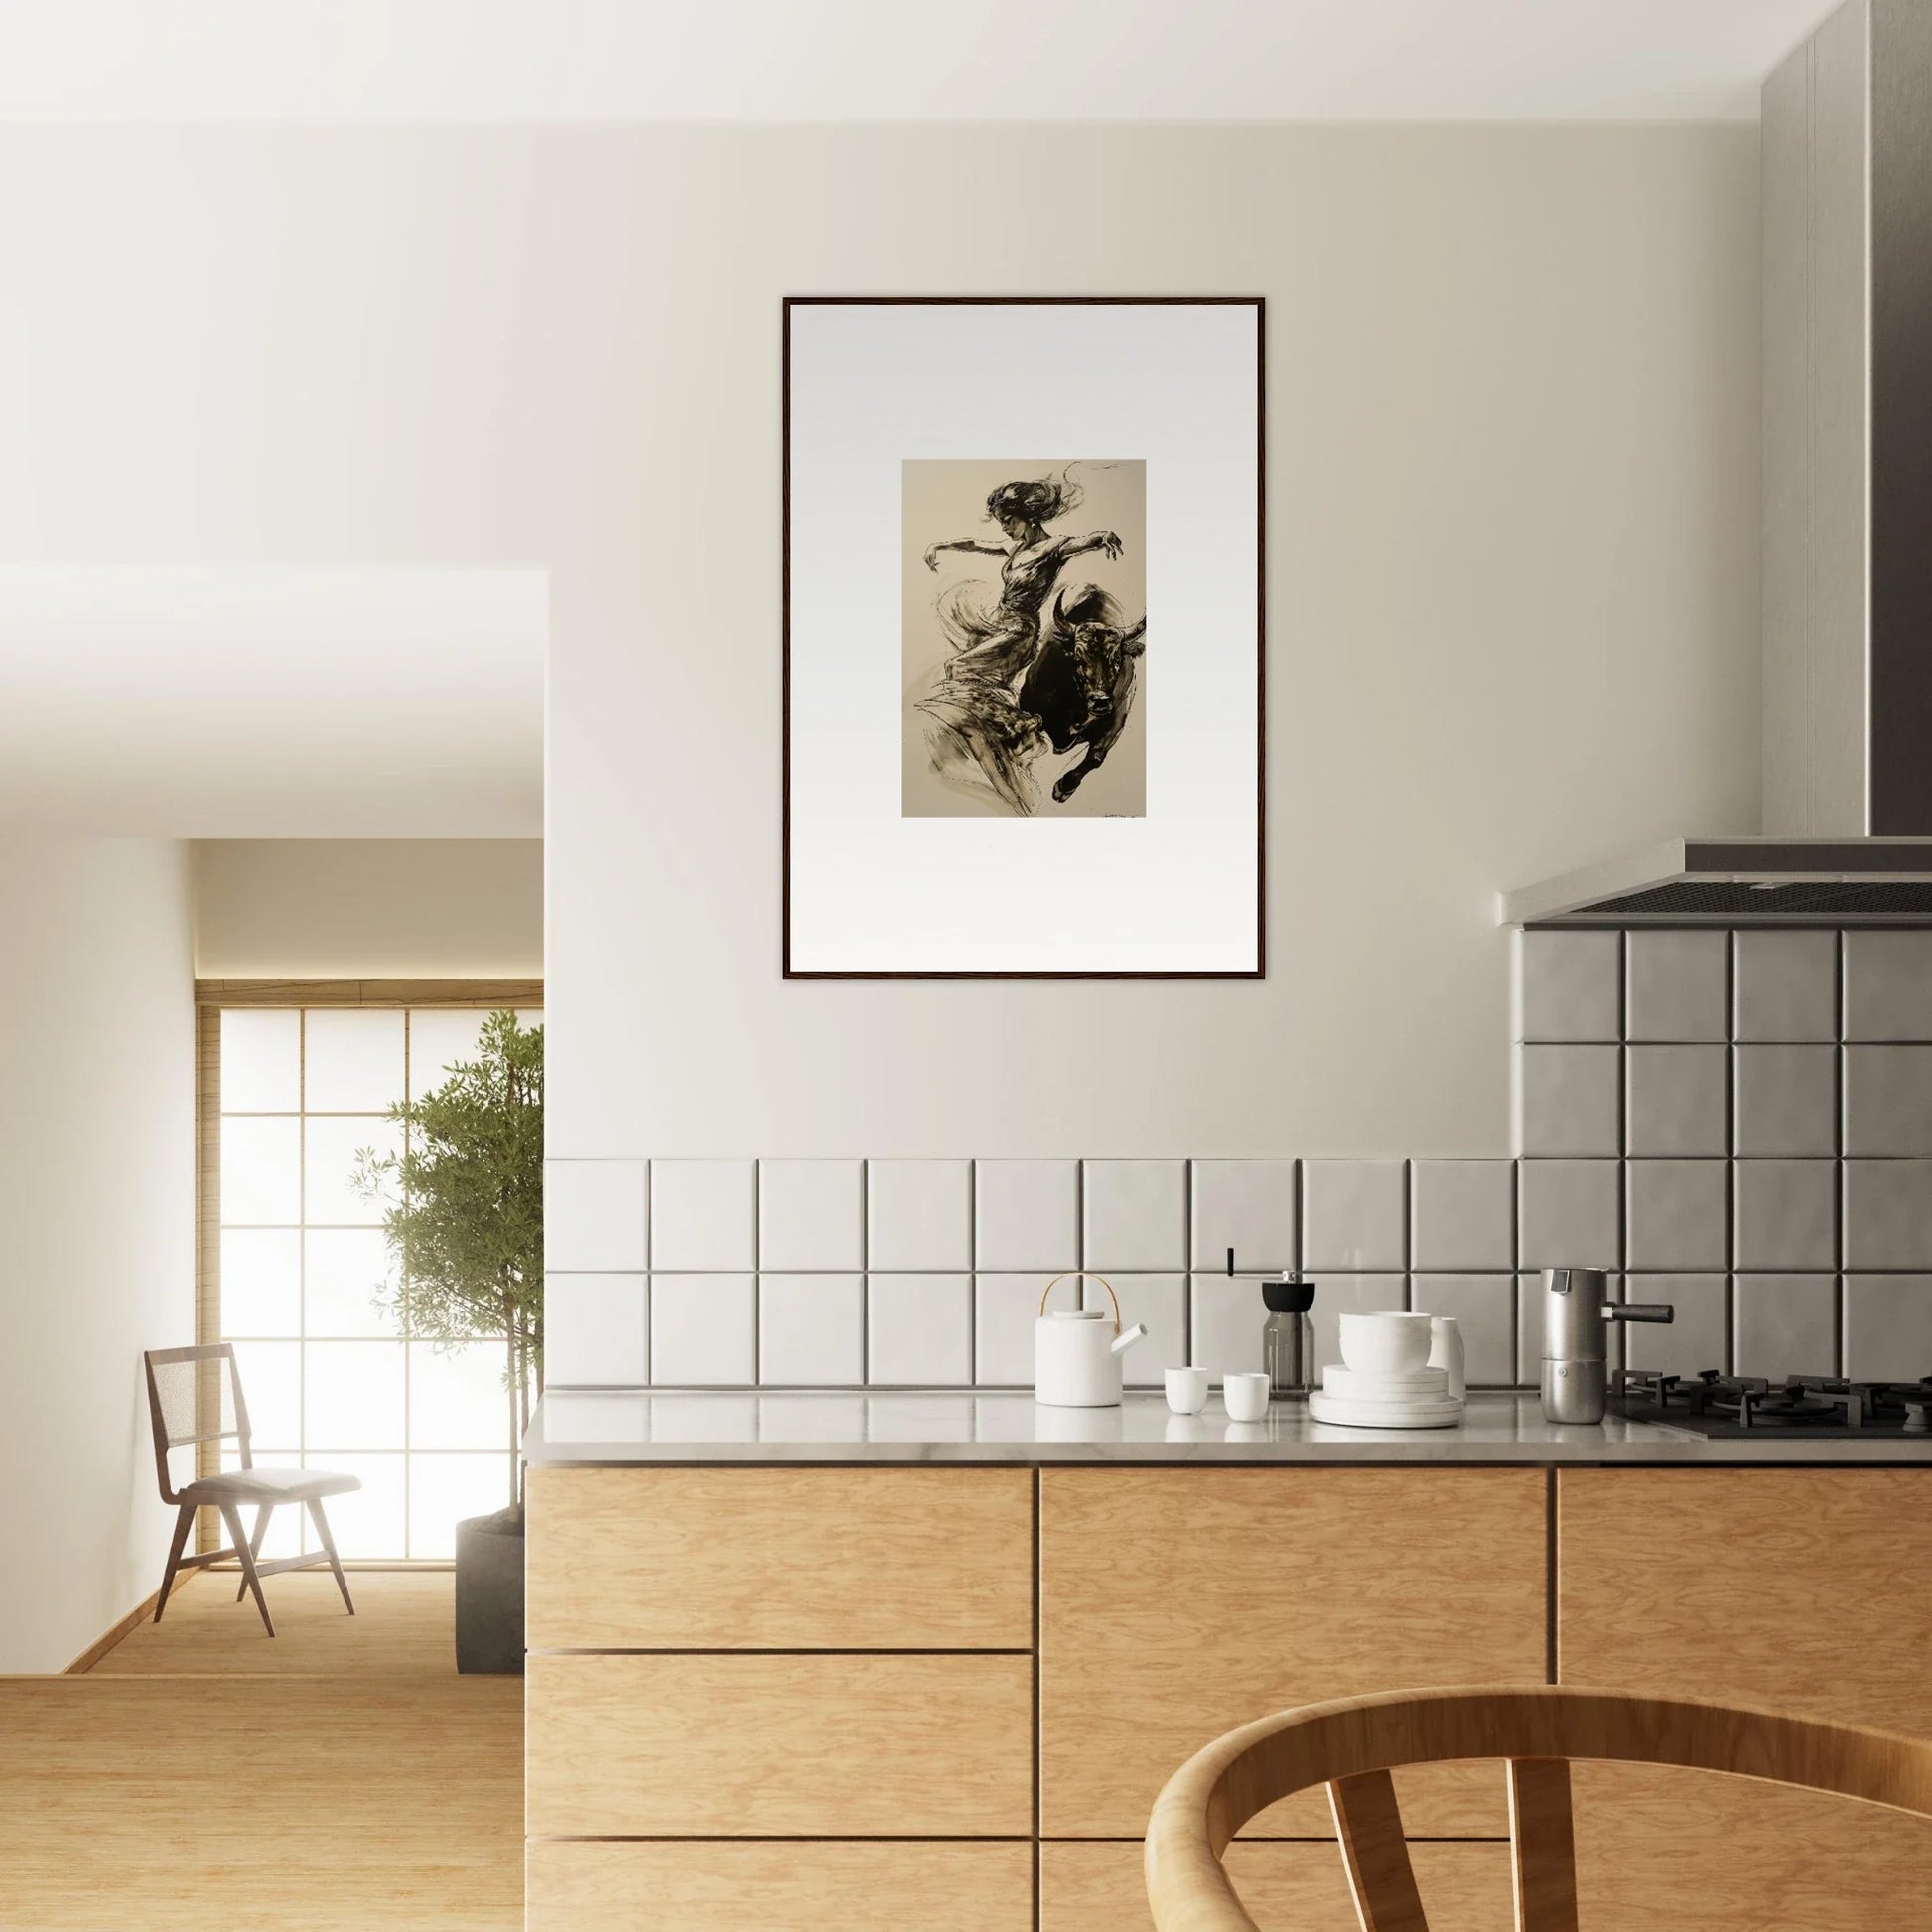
(913, 474, 1135, 815)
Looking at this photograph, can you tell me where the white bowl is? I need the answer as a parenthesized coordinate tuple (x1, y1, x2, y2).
(1337, 1311, 1436, 1376)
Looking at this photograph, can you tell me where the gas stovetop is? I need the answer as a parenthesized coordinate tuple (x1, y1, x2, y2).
(1611, 1369, 1932, 1438)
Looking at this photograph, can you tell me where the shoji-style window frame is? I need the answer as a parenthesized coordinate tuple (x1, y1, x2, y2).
(195, 979, 543, 1560)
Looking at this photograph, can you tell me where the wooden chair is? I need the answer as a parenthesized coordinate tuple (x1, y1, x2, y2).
(144, 1343, 361, 1638)
(1144, 1684, 1932, 1932)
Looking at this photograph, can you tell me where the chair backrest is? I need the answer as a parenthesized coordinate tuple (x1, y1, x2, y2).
(1144, 1685, 1932, 1932)
(143, 1344, 252, 1504)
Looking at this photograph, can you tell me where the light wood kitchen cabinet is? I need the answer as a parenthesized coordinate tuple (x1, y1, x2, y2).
(528, 1842, 1035, 1932)
(526, 1652, 1034, 1837)
(1041, 1840, 1514, 1932)
(525, 1466, 1033, 1649)
(1038, 1467, 1547, 1839)
(1558, 1469, 1932, 1925)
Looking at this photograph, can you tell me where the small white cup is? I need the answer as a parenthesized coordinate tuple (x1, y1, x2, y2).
(1165, 1366, 1210, 1415)
(1222, 1371, 1271, 1423)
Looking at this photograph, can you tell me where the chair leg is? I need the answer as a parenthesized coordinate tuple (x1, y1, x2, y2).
(219, 1501, 275, 1637)
(307, 1496, 355, 1616)
(235, 1503, 272, 1602)
(153, 1502, 196, 1624)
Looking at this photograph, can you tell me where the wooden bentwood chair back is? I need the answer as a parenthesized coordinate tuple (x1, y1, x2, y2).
(1144, 1685, 1932, 1932)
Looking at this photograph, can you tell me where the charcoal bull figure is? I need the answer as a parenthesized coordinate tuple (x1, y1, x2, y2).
(1017, 584, 1148, 804)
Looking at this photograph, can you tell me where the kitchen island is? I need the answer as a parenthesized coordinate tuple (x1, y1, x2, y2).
(523, 1391, 1932, 1932)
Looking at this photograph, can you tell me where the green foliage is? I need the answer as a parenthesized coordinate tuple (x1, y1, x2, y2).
(351, 1010, 544, 1453)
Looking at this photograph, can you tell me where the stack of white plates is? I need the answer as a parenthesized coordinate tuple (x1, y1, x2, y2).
(1308, 1363, 1464, 1429)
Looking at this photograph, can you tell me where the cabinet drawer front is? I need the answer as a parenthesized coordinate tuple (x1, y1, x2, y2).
(528, 1841, 1034, 1932)
(526, 1466, 1033, 1650)
(1039, 1468, 1547, 1838)
(527, 1653, 1034, 1837)
(1574, 1765, 1932, 1929)
(1558, 1469, 1932, 1727)
(1041, 1840, 1513, 1932)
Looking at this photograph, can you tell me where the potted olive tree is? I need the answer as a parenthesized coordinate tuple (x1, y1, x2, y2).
(353, 1009, 543, 1673)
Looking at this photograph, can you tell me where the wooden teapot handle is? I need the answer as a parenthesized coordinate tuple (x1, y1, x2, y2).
(1038, 1271, 1122, 1335)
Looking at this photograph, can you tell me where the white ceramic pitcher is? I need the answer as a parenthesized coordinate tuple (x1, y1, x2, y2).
(1035, 1272, 1147, 1408)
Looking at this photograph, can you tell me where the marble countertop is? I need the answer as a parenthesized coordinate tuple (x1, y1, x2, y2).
(524, 1389, 1932, 1465)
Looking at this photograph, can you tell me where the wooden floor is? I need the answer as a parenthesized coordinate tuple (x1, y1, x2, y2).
(0, 1571, 522, 1930)
(92, 1568, 471, 1677)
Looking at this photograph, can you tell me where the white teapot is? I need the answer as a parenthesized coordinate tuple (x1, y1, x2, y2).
(1035, 1272, 1147, 1409)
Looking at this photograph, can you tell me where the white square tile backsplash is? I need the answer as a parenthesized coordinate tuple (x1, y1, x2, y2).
(1082, 1160, 1187, 1271)
(1843, 1160, 1932, 1269)
(1733, 1046, 1838, 1158)
(758, 1273, 864, 1386)
(1302, 1161, 1406, 1270)
(867, 1161, 972, 1271)
(650, 1160, 757, 1272)
(1734, 1274, 1839, 1379)
(650, 1274, 756, 1385)
(1733, 930, 1838, 1042)
(1626, 929, 1728, 1042)
(1625, 1161, 1729, 1271)
(1519, 1160, 1620, 1272)
(1516, 1046, 1621, 1158)
(1514, 928, 1620, 1042)
(1843, 932, 1932, 1042)
(1410, 1161, 1514, 1271)
(867, 1273, 971, 1384)
(758, 1160, 865, 1271)
(1189, 1159, 1296, 1272)
(546, 927, 1932, 1393)
(1844, 1274, 1932, 1379)
(1624, 1046, 1728, 1158)
(544, 1159, 648, 1274)
(545, 1274, 648, 1386)
(974, 1160, 1079, 1273)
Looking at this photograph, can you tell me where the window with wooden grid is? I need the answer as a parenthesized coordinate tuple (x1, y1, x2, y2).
(203, 988, 541, 1561)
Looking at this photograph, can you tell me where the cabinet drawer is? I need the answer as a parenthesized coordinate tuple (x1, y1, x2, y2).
(1039, 1468, 1547, 1838)
(528, 1841, 1034, 1932)
(526, 1653, 1034, 1837)
(1558, 1470, 1932, 1920)
(526, 1466, 1033, 1650)
(1573, 1765, 1932, 1929)
(1041, 1840, 1513, 1932)
(1557, 1469, 1932, 1726)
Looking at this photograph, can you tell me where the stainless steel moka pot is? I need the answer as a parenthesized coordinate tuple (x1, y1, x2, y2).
(1540, 1267, 1674, 1424)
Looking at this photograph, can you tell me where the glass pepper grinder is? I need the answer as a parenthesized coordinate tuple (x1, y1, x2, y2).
(1262, 1275, 1317, 1400)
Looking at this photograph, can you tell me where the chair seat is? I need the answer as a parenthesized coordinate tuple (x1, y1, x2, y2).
(180, 1466, 362, 1505)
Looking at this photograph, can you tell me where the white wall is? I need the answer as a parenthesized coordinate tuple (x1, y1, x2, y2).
(0, 841, 195, 1672)
(0, 124, 1760, 1160)
(194, 839, 544, 977)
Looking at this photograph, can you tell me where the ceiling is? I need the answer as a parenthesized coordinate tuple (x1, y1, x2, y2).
(0, 568, 545, 837)
(0, 0, 1841, 123)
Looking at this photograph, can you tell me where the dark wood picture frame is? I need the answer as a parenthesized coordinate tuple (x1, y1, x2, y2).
(781, 295, 1266, 980)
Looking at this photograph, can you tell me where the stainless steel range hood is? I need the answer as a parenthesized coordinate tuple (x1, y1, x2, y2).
(1502, 0, 1932, 927)
(1500, 839, 1932, 927)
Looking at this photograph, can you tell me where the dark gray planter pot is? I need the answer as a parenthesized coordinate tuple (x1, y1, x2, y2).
(455, 1505, 525, 1675)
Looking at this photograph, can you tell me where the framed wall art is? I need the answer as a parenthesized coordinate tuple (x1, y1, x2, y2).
(783, 296, 1264, 978)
